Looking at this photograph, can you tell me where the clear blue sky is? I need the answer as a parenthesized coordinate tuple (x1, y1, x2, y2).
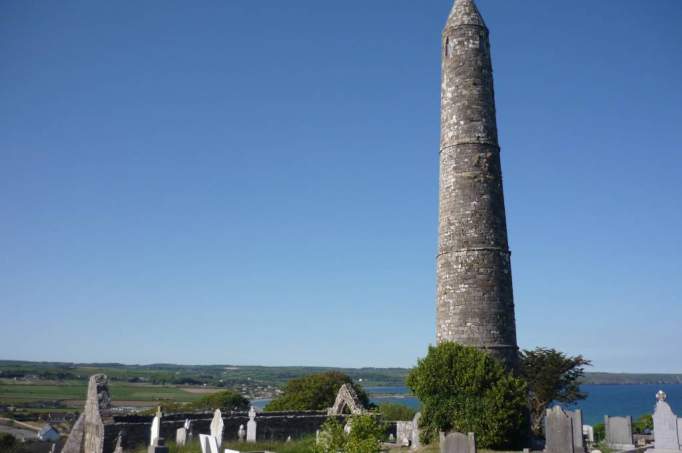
(1, 0, 680, 373)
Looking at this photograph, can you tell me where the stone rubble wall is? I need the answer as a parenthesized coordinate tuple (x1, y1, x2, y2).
(104, 411, 352, 453)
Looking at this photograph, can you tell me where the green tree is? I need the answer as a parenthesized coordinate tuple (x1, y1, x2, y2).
(265, 372, 370, 412)
(406, 342, 528, 449)
(377, 403, 417, 421)
(315, 415, 385, 453)
(191, 390, 250, 411)
(519, 348, 591, 435)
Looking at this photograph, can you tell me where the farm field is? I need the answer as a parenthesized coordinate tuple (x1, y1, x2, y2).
(0, 380, 215, 406)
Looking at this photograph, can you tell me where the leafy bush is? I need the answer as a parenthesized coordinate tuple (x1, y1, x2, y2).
(406, 342, 528, 449)
(265, 372, 370, 412)
(315, 415, 385, 453)
(377, 402, 417, 421)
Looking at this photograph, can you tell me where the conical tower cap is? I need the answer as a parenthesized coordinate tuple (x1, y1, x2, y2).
(446, 0, 486, 28)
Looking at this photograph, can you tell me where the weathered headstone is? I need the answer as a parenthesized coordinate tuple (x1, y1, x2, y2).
(545, 406, 575, 453)
(176, 428, 187, 447)
(210, 409, 224, 446)
(148, 437, 169, 453)
(150, 409, 161, 447)
(286, 435, 292, 442)
(566, 409, 585, 452)
(238, 424, 246, 442)
(441, 432, 476, 453)
(199, 434, 220, 453)
(411, 412, 422, 449)
(397, 421, 413, 446)
(651, 390, 682, 453)
(246, 406, 257, 443)
(605, 416, 635, 450)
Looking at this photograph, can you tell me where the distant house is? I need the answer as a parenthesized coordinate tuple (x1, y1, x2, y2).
(37, 424, 60, 442)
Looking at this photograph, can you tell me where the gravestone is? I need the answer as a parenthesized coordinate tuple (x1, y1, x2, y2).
(651, 390, 682, 453)
(412, 412, 422, 449)
(545, 406, 575, 453)
(583, 425, 595, 444)
(148, 437, 169, 453)
(199, 434, 220, 453)
(441, 432, 476, 453)
(238, 424, 246, 442)
(389, 433, 396, 443)
(566, 409, 585, 452)
(225, 450, 240, 453)
(605, 416, 635, 450)
(396, 421, 413, 446)
(246, 406, 257, 442)
(184, 418, 191, 431)
(150, 410, 161, 447)
(176, 428, 187, 447)
(210, 409, 224, 446)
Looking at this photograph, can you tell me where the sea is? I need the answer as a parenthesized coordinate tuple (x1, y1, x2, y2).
(253, 384, 682, 426)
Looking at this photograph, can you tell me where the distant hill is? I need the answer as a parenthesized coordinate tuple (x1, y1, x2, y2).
(1, 360, 681, 387)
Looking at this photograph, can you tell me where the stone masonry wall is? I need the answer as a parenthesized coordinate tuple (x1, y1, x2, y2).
(104, 411, 349, 453)
(436, 0, 518, 369)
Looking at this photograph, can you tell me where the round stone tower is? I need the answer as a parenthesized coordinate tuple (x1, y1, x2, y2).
(436, 0, 519, 368)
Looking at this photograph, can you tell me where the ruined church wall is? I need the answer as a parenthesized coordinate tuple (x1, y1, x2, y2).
(103, 411, 346, 453)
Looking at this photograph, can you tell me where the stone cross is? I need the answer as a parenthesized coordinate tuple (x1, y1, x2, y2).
(605, 416, 635, 450)
(149, 411, 161, 447)
(441, 432, 476, 453)
(545, 406, 575, 453)
(210, 409, 224, 446)
(246, 406, 257, 442)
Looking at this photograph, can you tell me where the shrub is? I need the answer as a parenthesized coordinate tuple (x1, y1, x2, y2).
(315, 415, 385, 453)
(377, 402, 417, 421)
(406, 342, 528, 449)
(265, 372, 370, 412)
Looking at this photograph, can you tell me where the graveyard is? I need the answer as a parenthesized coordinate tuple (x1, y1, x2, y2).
(2, 0, 679, 451)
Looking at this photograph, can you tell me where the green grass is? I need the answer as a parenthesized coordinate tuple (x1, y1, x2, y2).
(0, 381, 206, 404)
(134, 439, 317, 453)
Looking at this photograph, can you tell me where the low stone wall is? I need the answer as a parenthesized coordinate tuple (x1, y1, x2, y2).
(104, 411, 347, 453)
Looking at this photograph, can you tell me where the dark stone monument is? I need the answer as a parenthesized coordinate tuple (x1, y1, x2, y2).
(436, 0, 519, 369)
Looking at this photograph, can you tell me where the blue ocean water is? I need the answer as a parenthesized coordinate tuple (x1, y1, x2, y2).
(366, 384, 682, 425)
